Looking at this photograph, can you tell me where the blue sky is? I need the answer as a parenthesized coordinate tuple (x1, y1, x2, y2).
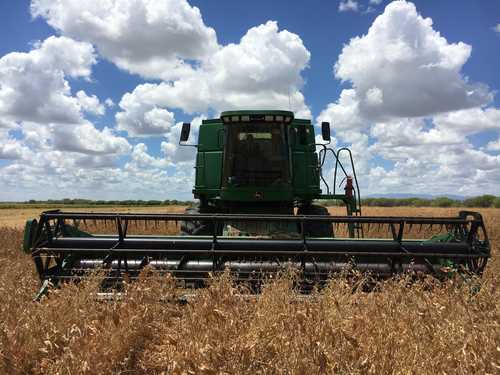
(195, 0, 500, 111)
(0, 0, 499, 200)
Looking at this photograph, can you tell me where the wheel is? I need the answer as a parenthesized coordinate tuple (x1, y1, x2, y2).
(297, 204, 334, 237)
(23, 219, 38, 253)
(180, 206, 214, 235)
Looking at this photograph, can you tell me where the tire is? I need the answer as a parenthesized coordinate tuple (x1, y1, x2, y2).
(297, 204, 334, 237)
(180, 207, 213, 235)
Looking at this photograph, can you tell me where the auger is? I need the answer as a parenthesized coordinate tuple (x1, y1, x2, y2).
(23, 110, 490, 297)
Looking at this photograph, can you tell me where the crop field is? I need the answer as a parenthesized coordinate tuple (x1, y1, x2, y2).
(0, 207, 498, 374)
(0, 205, 188, 228)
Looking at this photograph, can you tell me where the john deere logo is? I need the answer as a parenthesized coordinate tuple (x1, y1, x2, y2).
(254, 192, 263, 199)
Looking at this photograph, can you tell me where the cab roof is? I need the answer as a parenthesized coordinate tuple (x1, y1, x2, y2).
(221, 110, 295, 117)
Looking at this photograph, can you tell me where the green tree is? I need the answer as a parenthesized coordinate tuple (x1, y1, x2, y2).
(431, 197, 457, 207)
(463, 195, 496, 208)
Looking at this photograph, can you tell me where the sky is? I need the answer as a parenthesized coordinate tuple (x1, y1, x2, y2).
(0, 0, 499, 201)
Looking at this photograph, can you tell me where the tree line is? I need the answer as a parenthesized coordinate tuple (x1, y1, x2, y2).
(1, 195, 500, 208)
(0, 199, 193, 208)
(322, 195, 500, 208)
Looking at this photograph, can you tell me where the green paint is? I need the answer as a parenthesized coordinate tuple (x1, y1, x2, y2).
(61, 224, 93, 237)
(193, 110, 354, 211)
(428, 233, 456, 243)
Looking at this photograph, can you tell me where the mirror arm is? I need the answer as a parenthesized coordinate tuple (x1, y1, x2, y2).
(179, 140, 198, 148)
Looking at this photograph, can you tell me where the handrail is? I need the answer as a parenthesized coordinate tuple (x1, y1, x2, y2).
(334, 148, 362, 215)
(316, 145, 362, 215)
(316, 145, 351, 196)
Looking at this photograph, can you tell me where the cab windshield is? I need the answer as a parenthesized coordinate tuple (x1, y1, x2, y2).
(223, 122, 289, 186)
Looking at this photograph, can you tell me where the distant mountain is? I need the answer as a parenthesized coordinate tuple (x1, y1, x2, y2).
(364, 193, 466, 201)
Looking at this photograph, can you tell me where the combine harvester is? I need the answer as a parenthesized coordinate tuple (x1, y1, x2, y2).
(23, 111, 490, 297)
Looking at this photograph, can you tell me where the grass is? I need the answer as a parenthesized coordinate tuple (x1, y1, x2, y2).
(0, 207, 498, 374)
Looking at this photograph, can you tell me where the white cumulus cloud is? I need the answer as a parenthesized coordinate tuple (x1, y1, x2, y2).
(333, 0, 491, 121)
(0, 36, 96, 124)
(127, 143, 171, 169)
(318, 1, 500, 196)
(76, 91, 105, 116)
(0, 34, 132, 194)
(0, 130, 31, 160)
(3, 4, 316, 199)
(31, 0, 219, 80)
(487, 138, 500, 151)
(52, 123, 131, 155)
(339, 0, 359, 12)
(2, 0, 496, 199)
(105, 98, 115, 108)
(433, 107, 500, 135)
(116, 99, 176, 137)
(115, 20, 311, 132)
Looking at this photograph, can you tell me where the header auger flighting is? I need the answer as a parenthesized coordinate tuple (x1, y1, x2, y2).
(23, 110, 490, 298)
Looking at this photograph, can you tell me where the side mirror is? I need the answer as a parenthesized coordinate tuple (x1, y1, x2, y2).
(321, 122, 331, 142)
(180, 122, 191, 142)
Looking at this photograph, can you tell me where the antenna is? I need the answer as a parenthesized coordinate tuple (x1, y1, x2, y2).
(288, 86, 292, 111)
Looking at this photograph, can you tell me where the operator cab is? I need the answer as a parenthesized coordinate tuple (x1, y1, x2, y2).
(180, 110, 332, 206)
(221, 112, 292, 187)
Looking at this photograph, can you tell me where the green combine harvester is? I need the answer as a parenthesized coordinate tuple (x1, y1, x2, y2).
(23, 110, 490, 297)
